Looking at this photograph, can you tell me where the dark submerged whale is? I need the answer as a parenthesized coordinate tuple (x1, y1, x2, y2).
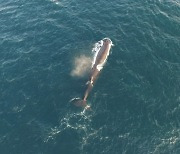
(72, 38, 113, 110)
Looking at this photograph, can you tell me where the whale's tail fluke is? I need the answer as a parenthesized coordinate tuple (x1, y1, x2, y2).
(69, 97, 91, 110)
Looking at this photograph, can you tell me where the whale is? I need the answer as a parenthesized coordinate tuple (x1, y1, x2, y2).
(71, 38, 113, 110)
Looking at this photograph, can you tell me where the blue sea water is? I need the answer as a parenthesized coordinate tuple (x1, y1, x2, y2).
(0, 0, 180, 153)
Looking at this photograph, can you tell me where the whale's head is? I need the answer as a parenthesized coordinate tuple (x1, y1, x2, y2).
(103, 38, 113, 46)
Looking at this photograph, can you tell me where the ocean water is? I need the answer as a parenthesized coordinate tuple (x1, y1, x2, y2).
(0, 0, 180, 153)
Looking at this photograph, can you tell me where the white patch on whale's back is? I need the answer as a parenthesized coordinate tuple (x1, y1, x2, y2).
(97, 64, 103, 71)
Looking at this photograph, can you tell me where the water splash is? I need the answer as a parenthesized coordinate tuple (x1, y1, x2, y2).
(50, 0, 60, 5)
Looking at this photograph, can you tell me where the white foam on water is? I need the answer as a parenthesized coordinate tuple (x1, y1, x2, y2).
(92, 40, 103, 68)
(50, 0, 60, 5)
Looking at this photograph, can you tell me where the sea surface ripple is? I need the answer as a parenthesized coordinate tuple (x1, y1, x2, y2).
(0, 0, 180, 154)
